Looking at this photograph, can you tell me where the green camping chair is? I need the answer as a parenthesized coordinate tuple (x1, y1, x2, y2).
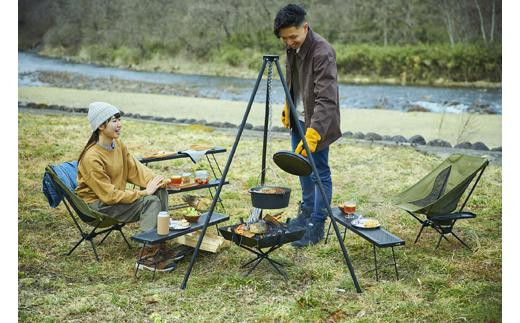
(393, 154, 488, 251)
(45, 164, 133, 261)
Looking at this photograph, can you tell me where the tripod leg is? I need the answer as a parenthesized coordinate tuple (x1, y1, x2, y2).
(275, 59, 362, 293)
(181, 58, 269, 290)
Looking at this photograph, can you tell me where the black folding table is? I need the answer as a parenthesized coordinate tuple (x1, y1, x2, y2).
(131, 212, 229, 280)
(325, 208, 405, 281)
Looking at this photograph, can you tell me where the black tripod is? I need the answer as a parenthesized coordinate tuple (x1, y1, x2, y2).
(181, 55, 362, 293)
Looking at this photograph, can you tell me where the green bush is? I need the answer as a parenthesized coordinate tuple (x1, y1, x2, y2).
(334, 43, 501, 83)
(221, 47, 243, 67)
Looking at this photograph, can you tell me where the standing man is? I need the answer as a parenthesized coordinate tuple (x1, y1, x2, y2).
(274, 4, 341, 247)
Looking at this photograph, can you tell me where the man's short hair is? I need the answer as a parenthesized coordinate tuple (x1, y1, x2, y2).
(273, 4, 307, 38)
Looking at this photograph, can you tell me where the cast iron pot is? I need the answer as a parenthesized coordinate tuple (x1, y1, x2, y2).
(248, 186, 291, 209)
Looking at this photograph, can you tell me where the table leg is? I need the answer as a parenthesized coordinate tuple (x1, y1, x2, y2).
(325, 221, 332, 244)
(134, 243, 147, 278)
(373, 245, 379, 282)
(391, 247, 399, 280)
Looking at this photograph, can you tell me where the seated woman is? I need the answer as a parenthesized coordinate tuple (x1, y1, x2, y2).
(76, 102, 174, 271)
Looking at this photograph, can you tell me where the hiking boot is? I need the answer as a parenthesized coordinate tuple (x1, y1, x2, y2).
(291, 219, 325, 248)
(288, 202, 312, 231)
(135, 256, 178, 272)
(136, 245, 160, 260)
(156, 245, 188, 262)
(136, 243, 185, 262)
(135, 244, 182, 273)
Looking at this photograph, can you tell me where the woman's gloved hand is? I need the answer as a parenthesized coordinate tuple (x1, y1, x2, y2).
(295, 128, 321, 157)
(281, 101, 290, 128)
(159, 177, 171, 188)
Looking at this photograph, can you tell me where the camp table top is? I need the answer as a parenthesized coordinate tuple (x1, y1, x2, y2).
(331, 208, 404, 248)
(131, 212, 229, 245)
(138, 147, 226, 164)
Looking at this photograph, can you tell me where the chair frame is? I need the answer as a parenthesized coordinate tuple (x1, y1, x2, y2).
(46, 165, 132, 261)
(409, 164, 487, 251)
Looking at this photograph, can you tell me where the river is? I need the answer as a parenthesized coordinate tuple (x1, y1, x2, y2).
(18, 52, 501, 114)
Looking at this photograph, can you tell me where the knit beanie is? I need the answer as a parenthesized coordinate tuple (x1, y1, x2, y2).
(87, 102, 120, 132)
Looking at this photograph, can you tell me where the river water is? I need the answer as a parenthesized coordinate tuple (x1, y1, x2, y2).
(18, 52, 501, 114)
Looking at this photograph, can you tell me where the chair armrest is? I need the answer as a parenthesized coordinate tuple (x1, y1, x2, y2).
(429, 212, 476, 222)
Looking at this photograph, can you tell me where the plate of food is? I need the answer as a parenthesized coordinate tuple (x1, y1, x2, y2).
(351, 218, 381, 229)
(169, 219, 191, 230)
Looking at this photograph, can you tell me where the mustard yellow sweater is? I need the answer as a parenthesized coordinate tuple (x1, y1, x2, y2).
(76, 139, 154, 204)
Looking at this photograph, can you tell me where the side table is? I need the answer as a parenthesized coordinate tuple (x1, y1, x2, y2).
(131, 211, 229, 280)
(325, 207, 405, 281)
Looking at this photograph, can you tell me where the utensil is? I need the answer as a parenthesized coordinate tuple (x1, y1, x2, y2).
(273, 150, 312, 176)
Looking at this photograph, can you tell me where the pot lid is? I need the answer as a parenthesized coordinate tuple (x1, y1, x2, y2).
(273, 150, 312, 176)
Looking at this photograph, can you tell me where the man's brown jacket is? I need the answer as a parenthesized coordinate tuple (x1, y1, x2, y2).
(285, 28, 342, 151)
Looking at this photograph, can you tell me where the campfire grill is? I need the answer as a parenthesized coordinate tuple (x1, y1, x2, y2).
(219, 222, 305, 279)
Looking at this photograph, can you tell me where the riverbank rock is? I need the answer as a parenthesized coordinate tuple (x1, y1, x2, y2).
(427, 139, 452, 148)
(221, 122, 236, 128)
(454, 141, 472, 149)
(272, 126, 288, 133)
(365, 132, 383, 141)
(353, 132, 365, 139)
(206, 121, 223, 127)
(468, 103, 497, 114)
(409, 135, 426, 145)
(471, 141, 489, 151)
(406, 105, 429, 113)
(391, 135, 408, 143)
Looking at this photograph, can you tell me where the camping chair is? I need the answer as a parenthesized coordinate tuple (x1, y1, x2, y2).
(393, 154, 488, 251)
(45, 164, 133, 261)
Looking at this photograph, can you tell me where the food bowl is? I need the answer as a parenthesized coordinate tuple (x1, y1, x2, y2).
(183, 214, 201, 223)
(249, 185, 291, 209)
(182, 207, 200, 223)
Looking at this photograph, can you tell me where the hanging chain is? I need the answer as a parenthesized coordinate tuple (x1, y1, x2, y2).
(258, 60, 282, 185)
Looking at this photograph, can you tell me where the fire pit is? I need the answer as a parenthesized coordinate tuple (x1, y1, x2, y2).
(219, 218, 305, 279)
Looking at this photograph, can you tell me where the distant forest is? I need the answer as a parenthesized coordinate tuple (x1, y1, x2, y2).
(19, 0, 502, 84)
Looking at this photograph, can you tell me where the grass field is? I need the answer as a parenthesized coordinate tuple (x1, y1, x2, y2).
(18, 111, 502, 321)
(18, 86, 502, 148)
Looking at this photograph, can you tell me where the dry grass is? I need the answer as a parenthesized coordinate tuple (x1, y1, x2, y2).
(19, 112, 501, 321)
(19, 86, 502, 148)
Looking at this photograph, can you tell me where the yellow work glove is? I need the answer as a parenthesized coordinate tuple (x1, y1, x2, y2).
(295, 128, 321, 157)
(281, 101, 290, 128)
